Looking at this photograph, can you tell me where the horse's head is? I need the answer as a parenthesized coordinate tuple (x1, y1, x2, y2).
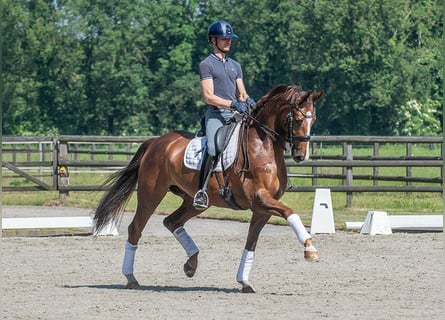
(254, 85, 323, 163)
(286, 89, 323, 162)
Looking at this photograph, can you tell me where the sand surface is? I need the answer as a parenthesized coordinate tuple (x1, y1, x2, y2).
(2, 206, 443, 319)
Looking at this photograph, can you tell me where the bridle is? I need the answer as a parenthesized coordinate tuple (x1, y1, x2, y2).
(246, 90, 315, 151)
(286, 91, 314, 144)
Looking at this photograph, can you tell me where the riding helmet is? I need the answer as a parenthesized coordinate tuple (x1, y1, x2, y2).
(207, 20, 238, 42)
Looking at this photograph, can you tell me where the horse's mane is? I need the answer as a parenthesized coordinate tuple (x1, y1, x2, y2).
(252, 84, 303, 117)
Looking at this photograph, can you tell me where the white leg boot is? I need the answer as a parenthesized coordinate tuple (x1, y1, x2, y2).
(287, 214, 319, 261)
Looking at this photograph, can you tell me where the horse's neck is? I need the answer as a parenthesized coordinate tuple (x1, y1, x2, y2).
(250, 110, 288, 151)
(244, 124, 288, 191)
(246, 122, 286, 160)
(255, 110, 278, 131)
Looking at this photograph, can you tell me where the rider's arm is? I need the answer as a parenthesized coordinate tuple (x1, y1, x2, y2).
(235, 78, 249, 103)
(200, 78, 233, 109)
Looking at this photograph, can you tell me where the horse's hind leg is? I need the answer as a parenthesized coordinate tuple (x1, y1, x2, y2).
(123, 185, 168, 289)
(163, 196, 203, 278)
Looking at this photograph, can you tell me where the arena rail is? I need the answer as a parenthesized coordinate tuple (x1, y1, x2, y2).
(2, 135, 443, 207)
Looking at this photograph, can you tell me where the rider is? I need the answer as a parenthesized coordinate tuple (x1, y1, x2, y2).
(193, 20, 256, 210)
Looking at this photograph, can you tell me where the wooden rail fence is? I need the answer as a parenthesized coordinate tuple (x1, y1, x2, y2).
(2, 135, 443, 207)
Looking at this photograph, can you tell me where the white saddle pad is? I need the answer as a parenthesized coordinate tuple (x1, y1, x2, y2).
(184, 123, 241, 172)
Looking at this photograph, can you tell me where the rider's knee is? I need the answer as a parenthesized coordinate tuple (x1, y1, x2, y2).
(206, 144, 217, 157)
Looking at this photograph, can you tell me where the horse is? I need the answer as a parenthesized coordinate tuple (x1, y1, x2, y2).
(93, 84, 324, 293)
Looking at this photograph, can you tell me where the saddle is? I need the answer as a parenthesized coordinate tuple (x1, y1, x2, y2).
(184, 117, 241, 172)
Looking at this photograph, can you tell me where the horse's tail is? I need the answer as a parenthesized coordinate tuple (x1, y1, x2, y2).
(93, 138, 154, 235)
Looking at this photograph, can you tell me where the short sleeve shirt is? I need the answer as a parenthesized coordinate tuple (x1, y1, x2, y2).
(199, 53, 243, 106)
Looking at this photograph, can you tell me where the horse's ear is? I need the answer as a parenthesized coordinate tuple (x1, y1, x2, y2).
(313, 90, 324, 102)
(297, 90, 312, 104)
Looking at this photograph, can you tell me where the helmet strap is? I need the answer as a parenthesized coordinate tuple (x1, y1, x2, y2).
(216, 45, 229, 54)
(213, 38, 229, 54)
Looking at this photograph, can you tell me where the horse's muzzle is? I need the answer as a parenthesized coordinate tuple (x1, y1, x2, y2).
(293, 155, 305, 163)
(291, 147, 307, 163)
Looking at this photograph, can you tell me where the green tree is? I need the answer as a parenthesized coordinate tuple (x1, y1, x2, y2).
(2, 0, 60, 135)
(2, 0, 442, 136)
(73, 0, 203, 135)
(301, 0, 442, 135)
(70, 0, 154, 134)
(140, 1, 202, 135)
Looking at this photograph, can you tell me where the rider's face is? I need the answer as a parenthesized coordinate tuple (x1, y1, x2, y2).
(214, 37, 232, 52)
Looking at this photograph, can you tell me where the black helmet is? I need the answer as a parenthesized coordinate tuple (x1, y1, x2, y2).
(207, 20, 238, 42)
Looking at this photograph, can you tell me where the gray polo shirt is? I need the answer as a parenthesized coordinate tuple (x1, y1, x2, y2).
(199, 53, 243, 107)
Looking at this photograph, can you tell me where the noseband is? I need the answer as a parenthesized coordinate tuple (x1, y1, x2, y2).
(286, 92, 314, 144)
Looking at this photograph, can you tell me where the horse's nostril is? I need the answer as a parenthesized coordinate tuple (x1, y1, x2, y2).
(292, 149, 305, 163)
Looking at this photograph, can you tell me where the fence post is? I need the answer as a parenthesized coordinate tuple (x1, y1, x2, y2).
(92, 143, 96, 161)
(39, 142, 43, 177)
(373, 143, 379, 186)
(57, 138, 70, 199)
(52, 138, 58, 191)
(127, 143, 132, 160)
(406, 143, 412, 197)
(441, 142, 444, 190)
(311, 142, 318, 187)
(344, 143, 353, 207)
(108, 144, 113, 160)
(26, 143, 31, 162)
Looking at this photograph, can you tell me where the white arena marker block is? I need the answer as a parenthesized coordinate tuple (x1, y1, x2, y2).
(360, 211, 392, 235)
(94, 220, 119, 236)
(2, 217, 94, 229)
(310, 188, 335, 234)
(2, 217, 119, 236)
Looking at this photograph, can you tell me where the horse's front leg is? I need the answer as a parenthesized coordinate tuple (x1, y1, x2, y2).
(255, 189, 320, 262)
(287, 213, 319, 261)
(236, 212, 271, 293)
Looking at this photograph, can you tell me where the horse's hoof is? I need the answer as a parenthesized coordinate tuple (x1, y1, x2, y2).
(238, 280, 256, 293)
(126, 281, 140, 289)
(304, 248, 320, 262)
(124, 274, 140, 288)
(240, 284, 256, 293)
(184, 260, 196, 278)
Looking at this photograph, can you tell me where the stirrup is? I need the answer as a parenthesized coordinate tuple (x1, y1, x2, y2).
(193, 189, 209, 210)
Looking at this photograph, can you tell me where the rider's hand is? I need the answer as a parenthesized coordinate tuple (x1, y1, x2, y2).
(231, 101, 248, 113)
(246, 97, 256, 109)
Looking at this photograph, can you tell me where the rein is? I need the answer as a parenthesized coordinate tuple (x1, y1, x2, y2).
(245, 115, 288, 151)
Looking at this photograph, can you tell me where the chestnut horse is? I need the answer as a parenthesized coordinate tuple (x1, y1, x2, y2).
(94, 84, 323, 293)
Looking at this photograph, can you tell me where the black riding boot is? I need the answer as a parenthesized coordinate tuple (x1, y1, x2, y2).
(193, 153, 216, 210)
